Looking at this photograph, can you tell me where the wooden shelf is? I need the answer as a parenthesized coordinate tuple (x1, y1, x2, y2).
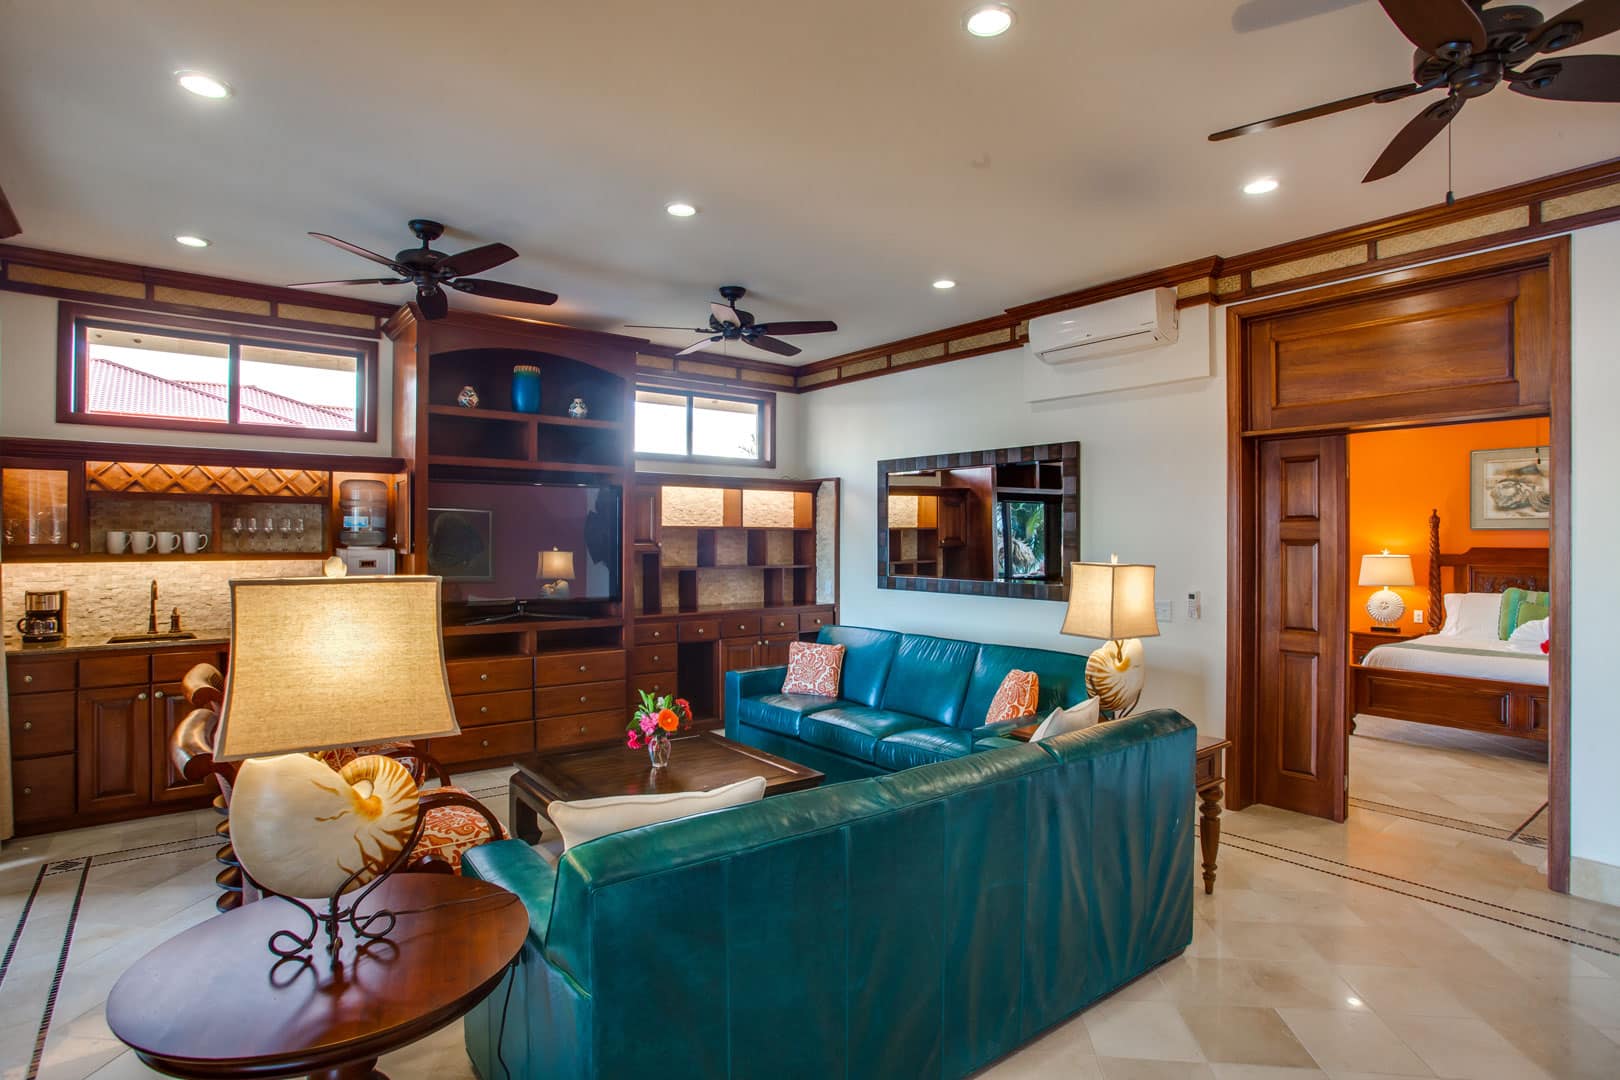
(994, 486, 1062, 497)
(426, 404, 620, 430)
(426, 455, 622, 473)
(442, 616, 624, 637)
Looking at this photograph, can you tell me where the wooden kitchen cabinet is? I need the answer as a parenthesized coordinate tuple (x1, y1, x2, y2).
(76, 684, 152, 816)
(150, 680, 219, 804)
(0, 461, 85, 556)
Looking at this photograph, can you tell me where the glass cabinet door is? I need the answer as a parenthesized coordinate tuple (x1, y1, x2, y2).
(1, 464, 84, 555)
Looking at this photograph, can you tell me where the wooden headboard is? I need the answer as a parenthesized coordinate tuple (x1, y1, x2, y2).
(1424, 509, 1551, 633)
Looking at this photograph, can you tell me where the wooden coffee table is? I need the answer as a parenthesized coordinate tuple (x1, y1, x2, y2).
(508, 731, 824, 843)
(107, 874, 527, 1080)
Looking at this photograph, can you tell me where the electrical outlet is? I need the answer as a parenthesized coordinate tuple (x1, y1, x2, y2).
(1413, 608, 1424, 624)
(1154, 600, 1174, 624)
(1187, 591, 1202, 620)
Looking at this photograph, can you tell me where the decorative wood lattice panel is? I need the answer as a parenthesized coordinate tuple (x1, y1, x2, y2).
(86, 461, 331, 499)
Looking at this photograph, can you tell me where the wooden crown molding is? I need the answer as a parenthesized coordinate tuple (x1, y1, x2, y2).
(0, 435, 405, 475)
(0, 182, 20, 240)
(796, 156, 1620, 393)
(633, 341, 801, 393)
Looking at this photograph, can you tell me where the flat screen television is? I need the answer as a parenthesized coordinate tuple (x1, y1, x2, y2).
(427, 480, 621, 605)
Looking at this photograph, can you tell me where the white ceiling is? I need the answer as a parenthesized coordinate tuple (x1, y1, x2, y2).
(1, 0, 1616, 365)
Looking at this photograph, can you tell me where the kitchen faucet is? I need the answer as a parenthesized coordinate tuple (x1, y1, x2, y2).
(149, 579, 158, 633)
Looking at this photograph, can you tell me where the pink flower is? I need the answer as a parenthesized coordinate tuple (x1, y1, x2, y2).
(627, 731, 643, 750)
(639, 715, 656, 736)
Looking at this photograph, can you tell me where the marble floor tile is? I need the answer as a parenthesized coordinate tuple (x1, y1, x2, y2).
(1274, 1008, 1432, 1077)
(1178, 1007, 1315, 1068)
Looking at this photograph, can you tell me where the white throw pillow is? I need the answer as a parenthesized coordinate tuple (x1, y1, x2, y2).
(1440, 592, 1504, 640)
(548, 775, 767, 851)
(1508, 617, 1550, 651)
(1029, 697, 1101, 742)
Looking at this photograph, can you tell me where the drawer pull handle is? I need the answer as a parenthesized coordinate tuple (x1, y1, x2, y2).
(479, 673, 489, 682)
(480, 738, 491, 748)
(23, 675, 33, 684)
(22, 721, 32, 731)
(138, 692, 149, 701)
(22, 787, 31, 796)
(653, 631, 662, 638)
(579, 695, 588, 703)
(479, 706, 489, 714)
(578, 724, 586, 733)
(154, 690, 165, 700)
(578, 664, 588, 672)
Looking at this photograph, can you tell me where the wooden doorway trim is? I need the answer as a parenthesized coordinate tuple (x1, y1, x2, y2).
(1225, 237, 1572, 891)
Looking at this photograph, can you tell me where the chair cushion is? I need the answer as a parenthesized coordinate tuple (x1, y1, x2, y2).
(878, 634, 980, 726)
(412, 786, 503, 874)
(817, 626, 902, 708)
(799, 706, 930, 763)
(547, 776, 767, 851)
(872, 726, 977, 770)
(781, 641, 845, 697)
(737, 692, 840, 738)
(962, 645, 1088, 728)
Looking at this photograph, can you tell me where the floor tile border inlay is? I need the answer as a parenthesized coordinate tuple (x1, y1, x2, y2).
(28, 856, 92, 1080)
(0, 864, 47, 992)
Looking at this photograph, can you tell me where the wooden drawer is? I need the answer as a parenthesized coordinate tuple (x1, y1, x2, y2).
(799, 609, 835, 633)
(9, 691, 76, 757)
(7, 656, 76, 694)
(537, 680, 628, 718)
(678, 620, 720, 643)
(760, 612, 798, 635)
(152, 648, 228, 684)
(634, 621, 677, 645)
(1195, 752, 1220, 788)
(13, 754, 76, 826)
(432, 719, 533, 766)
(453, 689, 532, 729)
(535, 710, 623, 752)
(536, 650, 627, 687)
(631, 671, 679, 701)
(446, 656, 533, 695)
(720, 615, 761, 639)
(80, 653, 151, 689)
(632, 644, 677, 674)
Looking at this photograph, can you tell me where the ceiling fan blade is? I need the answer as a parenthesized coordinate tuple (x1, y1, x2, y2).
(308, 232, 404, 272)
(710, 301, 741, 327)
(448, 278, 559, 306)
(1208, 83, 1423, 140)
(1529, 1, 1620, 52)
(1376, 0, 1486, 57)
(1511, 55, 1620, 100)
(624, 324, 712, 331)
(417, 284, 449, 320)
(439, 242, 519, 278)
(744, 335, 802, 358)
(677, 337, 721, 357)
(285, 277, 407, 289)
(1363, 97, 1463, 183)
(752, 320, 838, 336)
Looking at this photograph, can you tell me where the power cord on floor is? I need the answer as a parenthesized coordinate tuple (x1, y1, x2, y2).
(495, 957, 517, 1080)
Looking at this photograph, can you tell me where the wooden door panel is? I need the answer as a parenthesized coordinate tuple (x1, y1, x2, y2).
(1255, 436, 1347, 820)
(150, 681, 217, 804)
(77, 685, 152, 815)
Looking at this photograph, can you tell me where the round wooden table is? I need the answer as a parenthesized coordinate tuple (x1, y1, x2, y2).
(107, 874, 527, 1080)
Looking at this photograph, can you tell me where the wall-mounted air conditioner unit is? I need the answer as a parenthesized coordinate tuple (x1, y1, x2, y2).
(1027, 287, 1179, 365)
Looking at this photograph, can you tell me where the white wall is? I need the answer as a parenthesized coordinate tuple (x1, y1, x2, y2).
(802, 309, 1229, 733)
(0, 291, 394, 456)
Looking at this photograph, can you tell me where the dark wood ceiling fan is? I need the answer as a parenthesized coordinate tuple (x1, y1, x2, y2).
(626, 285, 838, 358)
(1210, 0, 1620, 182)
(286, 219, 559, 319)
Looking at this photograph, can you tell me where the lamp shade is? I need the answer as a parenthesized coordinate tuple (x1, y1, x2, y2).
(214, 576, 459, 761)
(1358, 551, 1414, 588)
(539, 548, 576, 580)
(1061, 560, 1160, 641)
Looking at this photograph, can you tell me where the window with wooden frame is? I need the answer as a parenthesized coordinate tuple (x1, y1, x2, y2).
(634, 382, 775, 466)
(58, 303, 379, 441)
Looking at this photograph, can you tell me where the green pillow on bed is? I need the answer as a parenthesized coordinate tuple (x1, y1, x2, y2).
(1498, 587, 1550, 640)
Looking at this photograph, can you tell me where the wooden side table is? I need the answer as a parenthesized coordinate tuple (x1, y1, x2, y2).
(108, 874, 528, 1080)
(1005, 724, 1232, 894)
(1350, 628, 1422, 664)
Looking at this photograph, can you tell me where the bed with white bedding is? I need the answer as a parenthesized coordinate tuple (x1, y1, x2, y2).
(1360, 634, 1549, 687)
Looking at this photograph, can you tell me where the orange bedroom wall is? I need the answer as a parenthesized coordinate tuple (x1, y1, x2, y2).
(1347, 417, 1550, 631)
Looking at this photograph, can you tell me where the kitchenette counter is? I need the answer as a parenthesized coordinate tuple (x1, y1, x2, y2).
(5, 629, 230, 656)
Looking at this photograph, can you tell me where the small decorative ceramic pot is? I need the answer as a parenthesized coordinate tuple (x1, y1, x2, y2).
(457, 385, 480, 409)
(568, 397, 589, 419)
(511, 365, 541, 414)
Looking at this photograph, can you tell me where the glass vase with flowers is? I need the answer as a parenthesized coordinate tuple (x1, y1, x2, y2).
(626, 690, 691, 768)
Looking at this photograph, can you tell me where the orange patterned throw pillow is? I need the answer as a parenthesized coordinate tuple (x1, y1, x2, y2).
(781, 641, 845, 697)
(986, 669, 1040, 724)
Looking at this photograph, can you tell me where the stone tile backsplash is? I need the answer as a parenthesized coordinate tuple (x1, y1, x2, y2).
(2, 559, 322, 645)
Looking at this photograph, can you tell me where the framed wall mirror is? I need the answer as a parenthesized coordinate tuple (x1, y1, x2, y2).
(877, 442, 1079, 600)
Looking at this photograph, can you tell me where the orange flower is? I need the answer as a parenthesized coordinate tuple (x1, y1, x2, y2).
(656, 708, 680, 732)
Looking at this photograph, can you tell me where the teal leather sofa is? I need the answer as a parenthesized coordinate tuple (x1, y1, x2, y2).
(462, 710, 1195, 1080)
(724, 624, 1093, 781)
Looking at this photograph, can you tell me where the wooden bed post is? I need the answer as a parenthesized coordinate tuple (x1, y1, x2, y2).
(1427, 509, 1443, 633)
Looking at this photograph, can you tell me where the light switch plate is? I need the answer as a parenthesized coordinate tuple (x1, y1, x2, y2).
(1155, 600, 1174, 624)
(1413, 608, 1424, 624)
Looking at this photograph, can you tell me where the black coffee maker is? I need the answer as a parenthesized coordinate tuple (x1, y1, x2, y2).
(16, 590, 66, 643)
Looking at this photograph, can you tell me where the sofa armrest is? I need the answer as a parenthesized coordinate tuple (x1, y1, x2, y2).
(970, 718, 1027, 742)
(724, 664, 789, 738)
(460, 839, 557, 950)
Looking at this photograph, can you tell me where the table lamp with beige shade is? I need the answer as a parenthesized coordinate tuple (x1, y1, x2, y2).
(540, 547, 576, 598)
(213, 575, 459, 963)
(1060, 556, 1160, 717)
(1359, 550, 1414, 632)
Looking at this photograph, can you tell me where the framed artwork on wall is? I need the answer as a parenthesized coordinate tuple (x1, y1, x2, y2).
(426, 507, 494, 579)
(1470, 446, 1550, 530)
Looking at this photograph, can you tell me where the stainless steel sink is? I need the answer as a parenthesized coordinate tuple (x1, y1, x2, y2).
(106, 631, 198, 644)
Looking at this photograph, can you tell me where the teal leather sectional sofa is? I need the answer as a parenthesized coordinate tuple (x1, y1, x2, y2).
(724, 624, 1093, 781)
(462, 709, 1196, 1080)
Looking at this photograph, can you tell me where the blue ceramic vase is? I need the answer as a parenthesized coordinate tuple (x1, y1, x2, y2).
(511, 365, 541, 413)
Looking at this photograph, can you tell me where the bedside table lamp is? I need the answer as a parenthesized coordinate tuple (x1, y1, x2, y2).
(1060, 556, 1160, 717)
(213, 576, 459, 964)
(1358, 550, 1414, 632)
(539, 548, 576, 598)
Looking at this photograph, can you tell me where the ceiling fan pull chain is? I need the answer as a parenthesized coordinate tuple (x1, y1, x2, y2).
(1446, 118, 1455, 207)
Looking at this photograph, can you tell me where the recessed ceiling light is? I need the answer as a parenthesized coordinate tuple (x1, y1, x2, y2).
(1243, 176, 1280, 196)
(964, 4, 1015, 37)
(665, 201, 698, 218)
(174, 71, 232, 99)
(933, 279, 957, 290)
(174, 234, 210, 248)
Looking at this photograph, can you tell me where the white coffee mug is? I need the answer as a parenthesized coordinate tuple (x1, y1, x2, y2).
(182, 531, 209, 554)
(156, 531, 181, 554)
(106, 530, 130, 554)
(129, 531, 156, 554)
